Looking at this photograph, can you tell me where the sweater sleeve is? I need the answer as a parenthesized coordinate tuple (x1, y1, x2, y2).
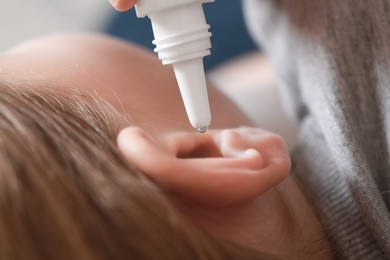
(243, 0, 390, 259)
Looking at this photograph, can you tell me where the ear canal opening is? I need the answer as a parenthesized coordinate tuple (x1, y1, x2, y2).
(176, 141, 222, 159)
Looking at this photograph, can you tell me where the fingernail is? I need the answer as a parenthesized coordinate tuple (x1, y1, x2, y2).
(109, 0, 118, 7)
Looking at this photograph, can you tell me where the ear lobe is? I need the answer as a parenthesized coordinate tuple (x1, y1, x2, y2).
(117, 127, 291, 208)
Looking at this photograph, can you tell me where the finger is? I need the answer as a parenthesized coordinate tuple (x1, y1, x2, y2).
(109, 0, 137, 11)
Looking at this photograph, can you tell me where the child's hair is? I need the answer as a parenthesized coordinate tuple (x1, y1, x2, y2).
(0, 79, 274, 260)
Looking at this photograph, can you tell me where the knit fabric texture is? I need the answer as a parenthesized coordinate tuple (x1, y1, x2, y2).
(243, 0, 390, 259)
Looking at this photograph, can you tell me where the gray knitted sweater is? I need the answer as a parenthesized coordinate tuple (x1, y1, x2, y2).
(243, 0, 390, 259)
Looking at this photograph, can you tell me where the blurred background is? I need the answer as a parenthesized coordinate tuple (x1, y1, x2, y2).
(0, 0, 297, 149)
(0, 0, 257, 69)
(0, 0, 111, 51)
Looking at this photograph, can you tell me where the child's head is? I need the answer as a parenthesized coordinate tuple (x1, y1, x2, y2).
(0, 83, 273, 259)
(0, 33, 331, 259)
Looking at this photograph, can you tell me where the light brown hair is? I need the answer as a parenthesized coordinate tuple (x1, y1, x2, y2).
(0, 81, 274, 260)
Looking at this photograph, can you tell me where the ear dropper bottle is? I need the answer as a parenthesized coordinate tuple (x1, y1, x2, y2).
(135, 0, 213, 133)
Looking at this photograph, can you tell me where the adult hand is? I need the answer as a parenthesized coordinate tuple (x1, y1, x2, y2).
(108, 0, 137, 12)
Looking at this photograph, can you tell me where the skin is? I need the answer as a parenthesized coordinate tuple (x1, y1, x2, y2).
(109, 0, 137, 12)
(0, 34, 332, 259)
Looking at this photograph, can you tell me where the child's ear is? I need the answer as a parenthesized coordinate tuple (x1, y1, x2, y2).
(117, 127, 291, 208)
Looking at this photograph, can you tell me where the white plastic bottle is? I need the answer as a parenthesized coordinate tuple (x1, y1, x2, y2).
(135, 0, 213, 133)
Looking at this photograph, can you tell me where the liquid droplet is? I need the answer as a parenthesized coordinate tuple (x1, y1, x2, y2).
(196, 126, 208, 133)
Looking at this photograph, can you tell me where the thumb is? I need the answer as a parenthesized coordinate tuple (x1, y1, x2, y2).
(109, 0, 137, 11)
